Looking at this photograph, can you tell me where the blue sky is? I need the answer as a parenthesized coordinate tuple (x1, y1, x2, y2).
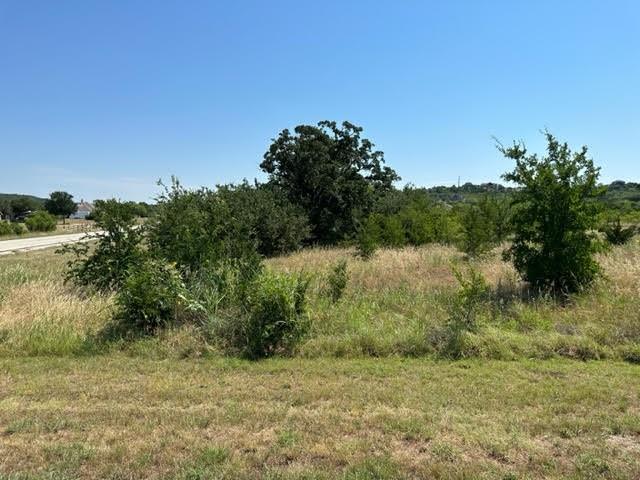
(1, 1, 638, 202)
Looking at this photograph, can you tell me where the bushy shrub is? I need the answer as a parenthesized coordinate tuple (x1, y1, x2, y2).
(148, 179, 270, 274)
(326, 260, 348, 303)
(0, 222, 13, 236)
(438, 266, 489, 358)
(217, 183, 310, 256)
(359, 201, 460, 251)
(459, 205, 495, 258)
(116, 259, 186, 333)
(231, 271, 310, 359)
(501, 132, 603, 293)
(60, 199, 145, 291)
(25, 211, 56, 232)
(355, 219, 379, 260)
(477, 195, 512, 243)
(600, 218, 636, 245)
(11, 223, 26, 235)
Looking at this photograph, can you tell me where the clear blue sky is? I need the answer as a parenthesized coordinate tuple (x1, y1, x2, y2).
(1, 1, 638, 202)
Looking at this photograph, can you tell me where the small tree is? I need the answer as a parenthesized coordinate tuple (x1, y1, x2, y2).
(45, 191, 77, 224)
(600, 218, 636, 245)
(459, 204, 495, 258)
(60, 199, 145, 291)
(500, 132, 603, 293)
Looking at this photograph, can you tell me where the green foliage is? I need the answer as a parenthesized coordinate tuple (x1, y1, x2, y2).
(600, 218, 636, 245)
(148, 179, 265, 274)
(477, 195, 512, 242)
(11, 223, 26, 235)
(459, 204, 495, 258)
(366, 193, 460, 248)
(25, 211, 57, 232)
(231, 271, 310, 359)
(501, 132, 603, 293)
(216, 182, 310, 256)
(355, 219, 379, 260)
(116, 259, 186, 333)
(0, 221, 12, 236)
(326, 260, 348, 303)
(440, 266, 489, 358)
(261, 120, 399, 244)
(44, 191, 77, 220)
(9, 196, 40, 218)
(186, 256, 263, 322)
(60, 199, 145, 291)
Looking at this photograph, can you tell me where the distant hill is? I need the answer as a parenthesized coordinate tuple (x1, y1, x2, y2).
(0, 193, 47, 207)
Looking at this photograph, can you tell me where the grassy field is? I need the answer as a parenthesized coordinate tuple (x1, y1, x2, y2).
(1, 357, 639, 479)
(0, 243, 639, 478)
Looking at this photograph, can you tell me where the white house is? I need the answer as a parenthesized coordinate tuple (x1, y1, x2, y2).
(70, 200, 94, 220)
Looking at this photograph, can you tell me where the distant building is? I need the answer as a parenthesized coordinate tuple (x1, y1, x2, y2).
(70, 200, 94, 220)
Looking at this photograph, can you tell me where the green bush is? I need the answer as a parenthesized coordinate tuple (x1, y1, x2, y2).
(355, 219, 379, 260)
(459, 204, 495, 258)
(59, 199, 145, 291)
(326, 260, 348, 303)
(116, 259, 186, 333)
(232, 271, 310, 359)
(25, 211, 57, 232)
(501, 132, 603, 293)
(217, 183, 310, 256)
(0, 222, 12, 236)
(600, 218, 636, 245)
(437, 266, 489, 359)
(11, 223, 27, 235)
(148, 179, 264, 274)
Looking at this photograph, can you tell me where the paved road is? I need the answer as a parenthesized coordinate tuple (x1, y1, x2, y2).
(0, 231, 100, 256)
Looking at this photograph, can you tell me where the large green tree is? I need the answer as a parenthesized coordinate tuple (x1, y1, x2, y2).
(260, 121, 399, 243)
(45, 191, 77, 224)
(500, 132, 603, 293)
(10, 196, 39, 219)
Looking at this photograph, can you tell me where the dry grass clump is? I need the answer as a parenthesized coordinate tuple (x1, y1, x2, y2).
(268, 244, 516, 294)
(0, 280, 113, 355)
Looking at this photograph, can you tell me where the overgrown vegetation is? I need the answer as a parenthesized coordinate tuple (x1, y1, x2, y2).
(1, 126, 638, 367)
(24, 210, 57, 232)
(60, 199, 145, 291)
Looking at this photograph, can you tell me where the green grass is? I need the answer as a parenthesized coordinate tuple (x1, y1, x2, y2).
(0, 356, 639, 479)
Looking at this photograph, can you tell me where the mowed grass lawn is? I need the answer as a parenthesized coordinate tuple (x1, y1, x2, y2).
(1, 357, 639, 480)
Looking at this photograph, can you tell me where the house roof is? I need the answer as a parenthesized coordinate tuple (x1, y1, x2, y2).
(76, 201, 94, 212)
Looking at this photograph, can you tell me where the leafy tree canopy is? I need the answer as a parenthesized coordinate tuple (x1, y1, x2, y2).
(45, 191, 77, 221)
(10, 196, 39, 218)
(260, 120, 399, 243)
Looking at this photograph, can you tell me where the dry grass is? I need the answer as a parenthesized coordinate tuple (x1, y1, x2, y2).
(0, 280, 113, 356)
(0, 240, 639, 360)
(0, 357, 639, 479)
